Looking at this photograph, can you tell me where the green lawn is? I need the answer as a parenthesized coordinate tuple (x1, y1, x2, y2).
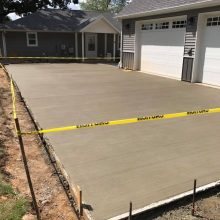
(0, 140, 29, 220)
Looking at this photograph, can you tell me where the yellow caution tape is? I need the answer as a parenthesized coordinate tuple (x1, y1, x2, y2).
(20, 108, 220, 135)
(10, 77, 17, 119)
(2, 62, 220, 136)
(0, 56, 120, 60)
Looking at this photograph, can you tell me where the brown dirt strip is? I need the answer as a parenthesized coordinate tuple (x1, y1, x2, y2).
(0, 67, 78, 219)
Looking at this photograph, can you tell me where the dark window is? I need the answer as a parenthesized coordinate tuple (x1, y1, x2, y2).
(155, 22, 169, 30)
(172, 20, 186, 28)
(141, 23, 153, 30)
(207, 17, 220, 26)
(27, 32, 38, 46)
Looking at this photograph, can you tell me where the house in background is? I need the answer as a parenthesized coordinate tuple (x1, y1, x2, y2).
(117, 0, 220, 87)
(0, 9, 121, 61)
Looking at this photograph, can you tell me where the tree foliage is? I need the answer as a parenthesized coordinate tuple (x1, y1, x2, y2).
(0, 0, 71, 23)
(80, 0, 127, 13)
(80, 0, 108, 12)
(0, 0, 127, 23)
(110, 0, 127, 13)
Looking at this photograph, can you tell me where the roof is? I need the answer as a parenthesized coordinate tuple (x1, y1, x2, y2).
(0, 9, 120, 32)
(117, 0, 220, 19)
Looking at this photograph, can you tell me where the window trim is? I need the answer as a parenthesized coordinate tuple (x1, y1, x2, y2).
(172, 20, 187, 29)
(155, 21, 170, 30)
(207, 16, 220, 27)
(137, 16, 187, 32)
(26, 32, 38, 47)
(141, 23, 154, 31)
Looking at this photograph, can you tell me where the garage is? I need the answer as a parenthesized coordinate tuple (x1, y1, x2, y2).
(137, 18, 186, 79)
(202, 14, 220, 86)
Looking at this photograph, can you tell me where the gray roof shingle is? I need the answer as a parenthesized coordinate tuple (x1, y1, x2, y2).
(117, 0, 216, 18)
(1, 9, 120, 32)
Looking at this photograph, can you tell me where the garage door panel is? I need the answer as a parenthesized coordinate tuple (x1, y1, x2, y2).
(204, 48, 220, 60)
(140, 28, 185, 79)
(140, 30, 185, 46)
(203, 72, 220, 86)
(202, 17, 220, 86)
(204, 28, 220, 48)
(141, 46, 184, 64)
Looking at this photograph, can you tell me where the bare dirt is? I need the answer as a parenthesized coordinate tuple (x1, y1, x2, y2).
(144, 190, 220, 220)
(1, 65, 220, 220)
(0, 67, 78, 219)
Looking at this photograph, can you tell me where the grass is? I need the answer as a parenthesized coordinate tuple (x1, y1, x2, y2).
(0, 181, 15, 196)
(0, 197, 28, 220)
(0, 143, 29, 220)
(0, 165, 15, 196)
(0, 175, 29, 220)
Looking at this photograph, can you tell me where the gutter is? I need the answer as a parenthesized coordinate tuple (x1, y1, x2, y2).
(0, 29, 78, 33)
(116, 0, 220, 20)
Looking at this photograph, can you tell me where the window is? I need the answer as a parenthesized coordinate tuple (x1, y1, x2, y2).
(172, 20, 186, 28)
(141, 23, 153, 30)
(207, 17, 220, 26)
(155, 22, 169, 30)
(27, 32, 38, 46)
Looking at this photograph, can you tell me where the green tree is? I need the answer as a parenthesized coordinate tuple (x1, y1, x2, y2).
(80, 0, 127, 13)
(110, 0, 127, 13)
(0, 0, 73, 23)
(80, 0, 109, 12)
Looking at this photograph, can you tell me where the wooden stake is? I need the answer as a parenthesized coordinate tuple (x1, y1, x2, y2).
(128, 201, 132, 220)
(79, 189, 83, 216)
(15, 118, 41, 220)
(191, 179, 197, 216)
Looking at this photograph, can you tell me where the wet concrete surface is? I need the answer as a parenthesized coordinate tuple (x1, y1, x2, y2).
(8, 63, 220, 219)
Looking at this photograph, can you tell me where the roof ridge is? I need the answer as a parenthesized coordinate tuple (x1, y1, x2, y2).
(117, 0, 220, 19)
(38, 8, 109, 13)
(1, 8, 120, 32)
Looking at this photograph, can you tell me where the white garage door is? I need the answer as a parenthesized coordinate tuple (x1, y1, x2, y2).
(139, 19, 186, 79)
(202, 15, 220, 86)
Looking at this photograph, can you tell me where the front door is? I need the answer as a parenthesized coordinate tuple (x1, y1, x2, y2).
(86, 33, 97, 58)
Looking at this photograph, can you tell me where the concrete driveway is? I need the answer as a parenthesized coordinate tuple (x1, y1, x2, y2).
(8, 63, 220, 219)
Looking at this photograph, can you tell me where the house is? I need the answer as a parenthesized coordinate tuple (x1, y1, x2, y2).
(0, 9, 121, 61)
(117, 0, 220, 87)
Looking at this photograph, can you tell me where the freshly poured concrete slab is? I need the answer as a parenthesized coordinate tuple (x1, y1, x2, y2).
(8, 63, 220, 219)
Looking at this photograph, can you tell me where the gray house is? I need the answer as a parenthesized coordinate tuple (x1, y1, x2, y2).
(0, 9, 121, 60)
(117, 0, 220, 87)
